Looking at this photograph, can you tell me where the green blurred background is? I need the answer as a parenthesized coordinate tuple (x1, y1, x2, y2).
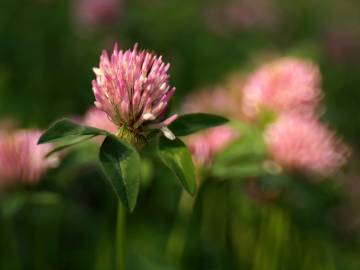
(1, 0, 360, 269)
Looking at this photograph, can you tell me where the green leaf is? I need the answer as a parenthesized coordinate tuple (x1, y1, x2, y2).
(213, 120, 266, 163)
(169, 113, 228, 136)
(45, 135, 95, 157)
(157, 136, 196, 195)
(211, 124, 267, 180)
(38, 118, 109, 144)
(38, 119, 110, 155)
(99, 135, 141, 212)
(214, 136, 266, 165)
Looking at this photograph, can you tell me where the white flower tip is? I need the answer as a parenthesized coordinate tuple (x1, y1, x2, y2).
(160, 83, 167, 91)
(143, 113, 156, 121)
(161, 127, 176, 140)
(93, 68, 103, 76)
(94, 101, 102, 109)
(139, 75, 147, 82)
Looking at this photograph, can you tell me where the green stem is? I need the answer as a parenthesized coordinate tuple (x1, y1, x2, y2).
(116, 202, 126, 270)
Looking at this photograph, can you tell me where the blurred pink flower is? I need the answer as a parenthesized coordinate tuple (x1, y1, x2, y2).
(74, 0, 121, 28)
(187, 126, 237, 166)
(182, 86, 233, 115)
(181, 72, 251, 123)
(0, 130, 59, 187)
(84, 106, 117, 133)
(92, 43, 177, 140)
(242, 57, 322, 119)
(264, 115, 350, 176)
(181, 82, 241, 166)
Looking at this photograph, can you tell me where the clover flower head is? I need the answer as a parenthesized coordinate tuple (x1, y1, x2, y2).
(242, 57, 322, 119)
(0, 130, 59, 187)
(264, 115, 350, 176)
(187, 126, 237, 166)
(92, 43, 178, 140)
